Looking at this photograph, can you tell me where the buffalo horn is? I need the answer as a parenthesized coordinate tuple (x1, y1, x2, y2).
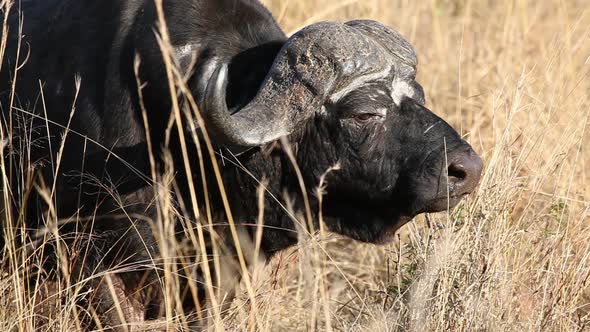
(203, 20, 416, 147)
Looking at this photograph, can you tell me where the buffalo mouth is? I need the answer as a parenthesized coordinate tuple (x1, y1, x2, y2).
(321, 190, 471, 244)
(415, 192, 470, 214)
(406, 193, 478, 221)
(322, 195, 412, 244)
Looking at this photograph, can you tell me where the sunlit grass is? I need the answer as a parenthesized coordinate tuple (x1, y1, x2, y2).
(1, 0, 589, 330)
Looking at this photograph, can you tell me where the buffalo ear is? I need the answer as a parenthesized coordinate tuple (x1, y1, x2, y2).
(412, 81, 425, 105)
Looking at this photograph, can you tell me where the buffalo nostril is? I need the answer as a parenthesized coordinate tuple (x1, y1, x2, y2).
(447, 163, 467, 182)
(447, 151, 483, 195)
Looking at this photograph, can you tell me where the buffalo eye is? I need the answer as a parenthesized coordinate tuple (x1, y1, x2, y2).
(353, 113, 382, 124)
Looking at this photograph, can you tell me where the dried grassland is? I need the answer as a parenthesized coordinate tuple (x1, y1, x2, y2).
(1, 0, 590, 331)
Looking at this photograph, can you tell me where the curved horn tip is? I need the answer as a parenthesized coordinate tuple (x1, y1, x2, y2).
(203, 63, 290, 147)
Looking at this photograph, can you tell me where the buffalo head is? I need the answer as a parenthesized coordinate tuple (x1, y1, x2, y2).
(199, 20, 482, 244)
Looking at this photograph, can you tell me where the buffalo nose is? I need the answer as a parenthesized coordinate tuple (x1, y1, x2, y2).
(447, 150, 483, 195)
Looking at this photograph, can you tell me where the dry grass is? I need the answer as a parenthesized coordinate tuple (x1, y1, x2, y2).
(1, 0, 590, 331)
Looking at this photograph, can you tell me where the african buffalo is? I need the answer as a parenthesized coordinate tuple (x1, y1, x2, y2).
(0, 0, 482, 327)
